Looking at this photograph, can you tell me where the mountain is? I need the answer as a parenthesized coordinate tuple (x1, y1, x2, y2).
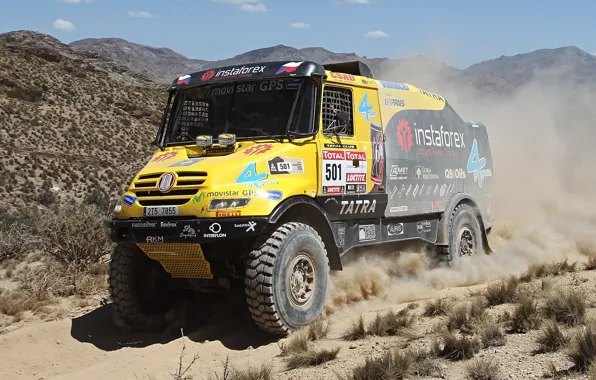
(0, 31, 167, 212)
(465, 46, 596, 86)
(70, 38, 207, 84)
(69, 37, 596, 93)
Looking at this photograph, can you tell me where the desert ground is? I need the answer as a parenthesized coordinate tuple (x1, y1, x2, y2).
(2, 208, 596, 380)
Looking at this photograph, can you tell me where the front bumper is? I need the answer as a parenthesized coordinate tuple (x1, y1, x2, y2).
(105, 217, 269, 244)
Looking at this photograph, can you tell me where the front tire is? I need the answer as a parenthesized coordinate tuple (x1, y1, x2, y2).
(108, 244, 174, 331)
(443, 204, 485, 264)
(245, 222, 330, 335)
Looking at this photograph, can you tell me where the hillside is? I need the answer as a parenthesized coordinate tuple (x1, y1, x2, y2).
(70, 37, 208, 84)
(0, 31, 167, 213)
(465, 46, 596, 86)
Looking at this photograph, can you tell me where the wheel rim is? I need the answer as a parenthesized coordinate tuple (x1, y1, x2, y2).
(458, 226, 476, 257)
(286, 252, 316, 307)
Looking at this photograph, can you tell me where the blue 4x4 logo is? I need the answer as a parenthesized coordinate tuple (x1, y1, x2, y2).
(467, 139, 493, 188)
(236, 162, 278, 188)
(358, 93, 378, 123)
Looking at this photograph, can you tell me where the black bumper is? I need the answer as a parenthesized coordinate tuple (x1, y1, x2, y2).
(104, 217, 270, 244)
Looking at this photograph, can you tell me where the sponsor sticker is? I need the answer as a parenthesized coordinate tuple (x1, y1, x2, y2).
(467, 138, 492, 187)
(234, 221, 257, 232)
(389, 164, 408, 180)
(268, 156, 304, 175)
(123, 194, 137, 207)
(169, 158, 206, 167)
(236, 162, 277, 189)
(276, 62, 303, 75)
(358, 224, 376, 242)
(322, 149, 367, 195)
(417, 220, 432, 234)
(177, 75, 191, 85)
(243, 189, 283, 201)
(204, 222, 225, 238)
(415, 166, 439, 180)
(339, 199, 377, 215)
(152, 151, 179, 162)
(387, 223, 404, 236)
(337, 226, 346, 246)
(179, 225, 197, 239)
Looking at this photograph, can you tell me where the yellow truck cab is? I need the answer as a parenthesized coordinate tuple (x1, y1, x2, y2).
(106, 60, 495, 335)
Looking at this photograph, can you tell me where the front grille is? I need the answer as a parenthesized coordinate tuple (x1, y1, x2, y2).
(131, 171, 207, 206)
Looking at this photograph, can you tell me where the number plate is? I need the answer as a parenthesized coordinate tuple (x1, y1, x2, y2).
(143, 206, 179, 217)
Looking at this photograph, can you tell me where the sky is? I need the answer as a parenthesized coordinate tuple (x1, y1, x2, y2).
(0, 0, 595, 69)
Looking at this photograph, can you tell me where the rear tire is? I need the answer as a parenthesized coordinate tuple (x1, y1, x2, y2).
(108, 244, 174, 331)
(245, 222, 329, 335)
(443, 204, 485, 264)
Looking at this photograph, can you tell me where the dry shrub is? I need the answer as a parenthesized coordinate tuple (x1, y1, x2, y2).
(280, 318, 331, 356)
(543, 288, 586, 326)
(541, 277, 554, 292)
(0, 289, 52, 316)
(0, 222, 39, 261)
(286, 346, 340, 370)
(506, 295, 543, 333)
(343, 314, 366, 341)
(476, 318, 506, 348)
(521, 260, 579, 283)
(536, 320, 569, 353)
(349, 348, 414, 380)
(447, 298, 487, 333)
(423, 297, 453, 317)
(484, 276, 519, 306)
(230, 362, 273, 380)
(308, 317, 330, 341)
(549, 260, 578, 276)
(411, 350, 444, 377)
(16, 264, 65, 300)
(368, 309, 415, 337)
(585, 257, 596, 271)
(438, 331, 481, 361)
(36, 204, 112, 292)
(567, 324, 596, 372)
(465, 358, 500, 380)
(278, 329, 309, 356)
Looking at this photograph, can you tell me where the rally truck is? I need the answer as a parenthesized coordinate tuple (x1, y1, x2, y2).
(105, 60, 495, 335)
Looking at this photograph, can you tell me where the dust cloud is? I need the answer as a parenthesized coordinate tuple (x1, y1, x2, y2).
(325, 55, 596, 316)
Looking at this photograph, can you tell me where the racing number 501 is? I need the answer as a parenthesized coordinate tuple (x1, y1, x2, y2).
(325, 163, 342, 181)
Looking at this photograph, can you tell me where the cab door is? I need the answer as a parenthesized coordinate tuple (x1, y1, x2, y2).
(315, 79, 386, 221)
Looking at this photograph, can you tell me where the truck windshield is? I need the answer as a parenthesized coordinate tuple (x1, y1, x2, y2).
(164, 78, 316, 145)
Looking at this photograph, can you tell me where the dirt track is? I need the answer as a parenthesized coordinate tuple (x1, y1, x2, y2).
(1, 223, 595, 380)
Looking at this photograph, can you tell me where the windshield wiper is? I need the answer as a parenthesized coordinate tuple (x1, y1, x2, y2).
(233, 127, 283, 143)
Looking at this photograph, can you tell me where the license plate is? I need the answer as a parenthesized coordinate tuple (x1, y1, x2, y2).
(143, 206, 179, 217)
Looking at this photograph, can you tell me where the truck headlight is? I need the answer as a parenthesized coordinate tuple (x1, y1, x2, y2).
(113, 200, 123, 214)
(218, 133, 236, 146)
(196, 135, 213, 148)
(208, 198, 251, 210)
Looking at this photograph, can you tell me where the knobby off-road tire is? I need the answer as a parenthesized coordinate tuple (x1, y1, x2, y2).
(245, 222, 330, 335)
(442, 203, 485, 265)
(108, 244, 173, 331)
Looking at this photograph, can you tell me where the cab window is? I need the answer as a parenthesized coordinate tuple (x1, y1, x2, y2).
(321, 85, 354, 136)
